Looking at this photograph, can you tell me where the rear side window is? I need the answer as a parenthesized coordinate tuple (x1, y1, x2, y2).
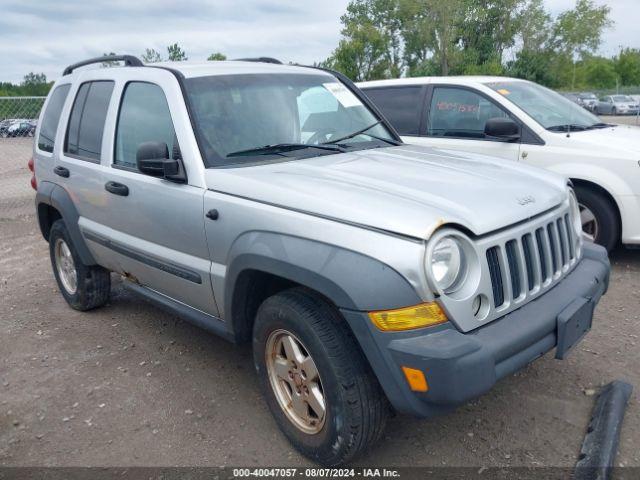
(363, 86, 423, 135)
(65, 81, 114, 161)
(114, 82, 177, 169)
(37, 84, 71, 153)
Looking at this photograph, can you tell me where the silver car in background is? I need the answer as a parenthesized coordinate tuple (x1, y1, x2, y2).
(595, 94, 640, 115)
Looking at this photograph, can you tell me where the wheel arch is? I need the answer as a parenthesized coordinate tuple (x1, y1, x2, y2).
(35, 181, 97, 265)
(570, 178, 622, 238)
(223, 232, 422, 344)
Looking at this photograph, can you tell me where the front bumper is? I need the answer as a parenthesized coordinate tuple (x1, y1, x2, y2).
(341, 243, 610, 417)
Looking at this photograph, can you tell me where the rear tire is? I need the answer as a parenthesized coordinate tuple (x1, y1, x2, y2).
(49, 220, 111, 310)
(253, 288, 389, 466)
(574, 186, 619, 252)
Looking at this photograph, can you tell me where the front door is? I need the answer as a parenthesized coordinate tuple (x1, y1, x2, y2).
(91, 80, 218, 316)
(409, 86, 521, 162)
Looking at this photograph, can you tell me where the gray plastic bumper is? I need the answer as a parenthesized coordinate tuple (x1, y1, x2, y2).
(342, 243, 610, 417)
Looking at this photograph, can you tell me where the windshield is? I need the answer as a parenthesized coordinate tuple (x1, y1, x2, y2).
(612, 95, 633, 102)
(184, 73, 395, 166)
(486, 81, 601, 130)
(579, 93, 597, 100)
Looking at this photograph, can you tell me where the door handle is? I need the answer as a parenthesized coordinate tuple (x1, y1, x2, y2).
(105, 181, 129, 197)
(53, 166, 70, 178)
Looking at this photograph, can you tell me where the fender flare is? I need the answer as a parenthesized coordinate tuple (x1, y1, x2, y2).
(223, 231, 422, 322)
(35, 181, 97, 265)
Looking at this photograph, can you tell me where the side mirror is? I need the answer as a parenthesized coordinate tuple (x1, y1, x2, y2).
(136, 141, 186, 183)
(484, 117, 520, 142)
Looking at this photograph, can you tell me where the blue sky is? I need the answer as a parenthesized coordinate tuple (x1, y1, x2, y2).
(0, 0, 637, 83)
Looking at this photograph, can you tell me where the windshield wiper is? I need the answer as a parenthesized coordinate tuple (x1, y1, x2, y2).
(586, 122, 615, 129)
(227, 143, 345, 158)
(323, 121, 401, 146)
(546, 124, 588, 132)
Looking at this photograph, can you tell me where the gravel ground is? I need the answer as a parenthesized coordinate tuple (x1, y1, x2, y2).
(0, 136, 638, 468)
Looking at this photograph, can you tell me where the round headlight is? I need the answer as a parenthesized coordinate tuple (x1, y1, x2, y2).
(429, 236, 465, 293)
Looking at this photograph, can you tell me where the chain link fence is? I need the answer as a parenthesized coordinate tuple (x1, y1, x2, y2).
(0, 96, 44, 220)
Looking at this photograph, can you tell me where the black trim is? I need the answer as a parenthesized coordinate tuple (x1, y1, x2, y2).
(63, 55, 143, 76)
(124, 281, 234, 342)
(233, 57, 282, 64)
(83, 231, 202, 284)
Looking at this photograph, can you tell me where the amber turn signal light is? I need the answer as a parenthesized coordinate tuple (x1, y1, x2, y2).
(368, 302, 447, 331)
(401, 366, 429, 392)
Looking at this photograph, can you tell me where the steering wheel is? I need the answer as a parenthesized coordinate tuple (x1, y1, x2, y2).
(306, 128, 338, 145)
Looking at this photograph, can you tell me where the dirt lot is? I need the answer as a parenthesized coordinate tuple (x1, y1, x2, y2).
(0, 136, 638, 468)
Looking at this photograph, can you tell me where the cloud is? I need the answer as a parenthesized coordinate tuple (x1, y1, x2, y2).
(0, 0, 637, 84)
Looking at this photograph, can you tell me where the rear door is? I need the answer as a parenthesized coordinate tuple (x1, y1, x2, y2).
(54, 80, 114, 245)
(86, 75, 219, 316)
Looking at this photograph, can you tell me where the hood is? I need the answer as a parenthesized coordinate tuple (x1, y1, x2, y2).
(559, 123, 640, 157)
(205, 145, 568, 240)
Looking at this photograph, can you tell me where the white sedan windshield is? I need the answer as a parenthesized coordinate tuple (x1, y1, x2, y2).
(486, 81, 601, 130)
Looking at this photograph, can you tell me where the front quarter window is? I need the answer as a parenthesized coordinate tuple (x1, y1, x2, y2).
(184, 73, 395, 166)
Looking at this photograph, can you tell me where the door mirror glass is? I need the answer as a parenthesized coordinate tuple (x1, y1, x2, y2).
(484, 117, 520, 141)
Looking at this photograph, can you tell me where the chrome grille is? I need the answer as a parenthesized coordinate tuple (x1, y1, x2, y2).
(484, 208, 579, 311)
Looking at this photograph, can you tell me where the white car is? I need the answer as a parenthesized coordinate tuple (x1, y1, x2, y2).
(358, 76, 640, 251)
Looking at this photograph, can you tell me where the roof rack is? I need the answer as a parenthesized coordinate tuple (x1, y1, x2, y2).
(233, 57, 282, 65)
(63, 55, 144, 76)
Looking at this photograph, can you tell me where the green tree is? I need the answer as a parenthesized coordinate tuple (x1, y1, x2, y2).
(459, 0, 526, 70)
(141, 48, 163, 63)
(324, 22, 392, 81)
(167, 43, 188, 61)
(519, 0, 552, 53)
(207, 52, 227, 61)
(21, 73, 49, 96)
(552, 0, 612, 88)
(615, 48, 640, 86)
(583, 56, 617, 89)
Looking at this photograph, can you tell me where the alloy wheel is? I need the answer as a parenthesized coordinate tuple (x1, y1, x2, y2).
(265, 329, 326, 434)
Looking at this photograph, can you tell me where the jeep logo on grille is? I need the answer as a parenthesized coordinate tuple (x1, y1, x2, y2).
(517, 195, 536, 205)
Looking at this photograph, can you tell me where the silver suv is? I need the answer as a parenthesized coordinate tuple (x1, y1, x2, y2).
(33, 55, 610, 466)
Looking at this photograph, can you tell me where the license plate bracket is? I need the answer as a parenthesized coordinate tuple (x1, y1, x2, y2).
(556, 297, 594, 360)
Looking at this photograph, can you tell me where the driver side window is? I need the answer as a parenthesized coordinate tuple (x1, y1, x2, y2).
(427, 87, 509, 140)
(115, 82, 177, 169)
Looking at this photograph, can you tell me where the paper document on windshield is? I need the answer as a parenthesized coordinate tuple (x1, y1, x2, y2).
(323, 83, 362, 108)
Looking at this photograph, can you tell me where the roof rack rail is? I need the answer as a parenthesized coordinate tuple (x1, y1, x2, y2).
(63, 55, 144, 76)
(233, 57, 282, 65)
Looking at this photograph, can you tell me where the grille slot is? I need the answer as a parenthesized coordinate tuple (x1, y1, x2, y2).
(547, 223, 558, 274)
(486, 247, 504, 307)
(505, 240, 521, 299)
(521, 234, 535, 291)
(535, 228, 548, 281)
(564, 214, 575, 260)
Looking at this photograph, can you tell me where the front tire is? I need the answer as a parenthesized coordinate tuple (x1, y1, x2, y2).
(574, 186, 619, 252)
(253, 288, 389, 466)
(49, 220, 111, 310)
